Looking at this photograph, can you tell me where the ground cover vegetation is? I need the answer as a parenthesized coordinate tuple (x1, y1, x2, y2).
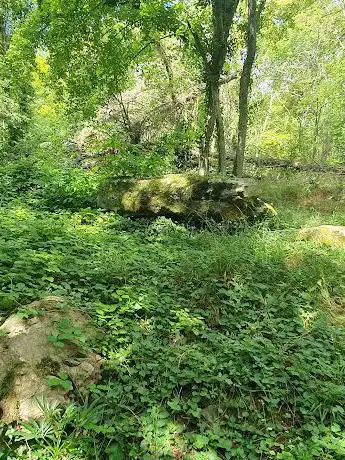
(1, 0, 345, 459)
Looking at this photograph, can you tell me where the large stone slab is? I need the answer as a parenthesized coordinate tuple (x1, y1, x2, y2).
(98, 174, 275, 221)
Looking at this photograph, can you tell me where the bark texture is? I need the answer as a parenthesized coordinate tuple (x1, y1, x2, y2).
(233, 0, 266, 177)
(190, 0, 240, 175)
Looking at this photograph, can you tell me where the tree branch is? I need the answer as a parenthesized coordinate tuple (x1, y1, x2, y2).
(130, 33, 174, 62)
(186, 20, 208, 68)
(219, 71, 239, 85)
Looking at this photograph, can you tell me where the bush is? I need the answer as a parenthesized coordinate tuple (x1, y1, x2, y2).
(40, 167, 101, 210)
(0, 158, 43, 204)
(103, 144, 175, 178)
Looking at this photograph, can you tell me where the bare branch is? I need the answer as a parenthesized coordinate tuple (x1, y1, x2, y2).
(219, 71, 239, 85)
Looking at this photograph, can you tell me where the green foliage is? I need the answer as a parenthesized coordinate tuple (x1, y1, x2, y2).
(0, 158, 100, 209)
(40, 166, 101, 209)
(48, 372, 73, 391)
(248, 0, 345, 163)
(0, 69, 28, 156)
(32, 0, 182, 117)
(2, 0, 345, 458)
(2, 171, 345, 457)
(0, 157, 41, 199)
(48, 319, 87, 349)
(0, 1, 37, 158)
(104, 145, 175, 178)
(1, 401, 101, 459)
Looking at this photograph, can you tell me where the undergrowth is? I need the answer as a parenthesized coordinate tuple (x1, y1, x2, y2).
(1, 165, 345, 459)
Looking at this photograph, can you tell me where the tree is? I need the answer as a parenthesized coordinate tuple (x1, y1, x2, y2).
(1, 0, 24, 54)
(232, 0, 265, 177)
(33, 0, 244, 174)
(187, 0, 240, 175)
(0, 0, 34, 156)
(33, 0, 183, 116)
(247, 0, 345, 163)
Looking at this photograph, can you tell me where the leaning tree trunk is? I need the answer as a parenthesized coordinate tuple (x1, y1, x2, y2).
(233, 0, 265, 177)
(156, 41, 177, 106)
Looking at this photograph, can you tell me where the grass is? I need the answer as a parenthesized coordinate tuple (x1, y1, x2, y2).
(1, 169, 345, 459)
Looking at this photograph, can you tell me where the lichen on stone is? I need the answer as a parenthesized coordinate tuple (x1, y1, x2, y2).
(98, 174, 274, 222)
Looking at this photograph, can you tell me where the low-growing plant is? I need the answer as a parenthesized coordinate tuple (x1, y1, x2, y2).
(48, 319, 87, 349)
(48, 372, 73, 391)
(1, 172, 345, 458)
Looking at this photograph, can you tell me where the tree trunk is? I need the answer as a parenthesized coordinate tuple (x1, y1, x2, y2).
(189, 1, 240, 176)
(116, 94, 143, 144)
(321, 127, 331, 163)
(233, 0, 265, 177)
(261, 89, 274, 137)
(233, 65, 251, 177)
(312, 101, 322, 162)
(156, 41, 177, 106)
(200, 80, 226, 176)
(200, 84, 216, 175)
(298, 116, 303, 157)
(214, 86, 226, 175)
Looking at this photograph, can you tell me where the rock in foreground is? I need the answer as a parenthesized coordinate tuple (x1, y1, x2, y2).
(98, 174, 276, 222)
(0, 297, 101, 423)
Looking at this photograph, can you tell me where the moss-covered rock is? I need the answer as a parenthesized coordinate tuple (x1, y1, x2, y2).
(299, 225, 345, 247)
(98, 174, 276, 222)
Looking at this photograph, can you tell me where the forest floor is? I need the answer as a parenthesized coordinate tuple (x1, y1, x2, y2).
(1, 171, 345, 459)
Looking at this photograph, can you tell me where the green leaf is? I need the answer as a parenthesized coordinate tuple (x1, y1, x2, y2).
(193, 434, 209, 449)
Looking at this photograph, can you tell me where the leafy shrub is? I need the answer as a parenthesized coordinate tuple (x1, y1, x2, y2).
(103, 144, 175, 178)
(0, 158, 43, 203)
(1, 402, 101, 459)
(0, 156, 103, 210)
(40, 167, 101, 210)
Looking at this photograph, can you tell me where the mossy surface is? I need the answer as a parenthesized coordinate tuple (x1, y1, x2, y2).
(0, 368, 16, 400)
(98, 174, 271, 221)
(299, 225, 345, 247)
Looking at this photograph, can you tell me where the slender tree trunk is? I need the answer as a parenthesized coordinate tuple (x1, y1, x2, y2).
(233, 0, 265, 177)
(321, 128, 330, 163)
(116, 94, 142, 144)
(261, 89, 274, 136)
(156, 41, 177, 105)
(189, 0, 240, 176)
(298, 116, 303, 156)
(312, 101, 322, 162)
(199, 113, 215, 175)
(233, 68, 251, 177)
(200, 86, 227, 175)
(200, 84, 216, 175)
(200, 80, 226, 175)
(214, 85, 226, 175)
